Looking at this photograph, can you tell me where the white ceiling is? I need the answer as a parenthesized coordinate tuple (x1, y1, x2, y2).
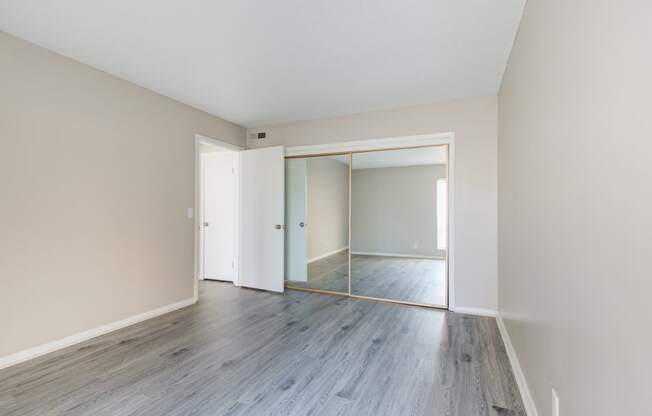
(328, 146, 446, 169)
(0, 0, 525, 128)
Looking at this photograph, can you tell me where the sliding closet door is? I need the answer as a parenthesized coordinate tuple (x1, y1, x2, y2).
(350, 146, 448, 307)
(284, 155, 349, 294)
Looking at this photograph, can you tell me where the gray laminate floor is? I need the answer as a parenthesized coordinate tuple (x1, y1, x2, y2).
(287, 252, 446, 306)
(0, 281, 524, 416)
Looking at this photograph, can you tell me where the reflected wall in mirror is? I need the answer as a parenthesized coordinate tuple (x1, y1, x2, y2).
(285, 155, 350, 293)
(351, 146, 448, 306)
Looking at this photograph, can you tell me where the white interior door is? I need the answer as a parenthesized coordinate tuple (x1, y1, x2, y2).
(203, 152, 235, 281)
(239, 146, 285, 293)
(285, 159, 308, 282)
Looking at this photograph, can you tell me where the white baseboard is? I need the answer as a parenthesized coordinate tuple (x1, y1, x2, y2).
(308, 246, 349, 264)
(451, 306, 498, 317)
(0, 296, 198, 371)
(496, 313, 538, 416)
(350, 251, 444, 260)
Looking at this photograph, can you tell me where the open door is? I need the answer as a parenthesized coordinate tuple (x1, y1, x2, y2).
(285, 159, 308, 282)
(202, 152, 236, 281)
(239, 146, 285, 293)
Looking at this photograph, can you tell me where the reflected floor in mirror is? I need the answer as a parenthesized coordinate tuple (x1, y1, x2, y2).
(287, 251, 446, 307)
(287, 249, 350, 293)
(351, 255, 446, 306)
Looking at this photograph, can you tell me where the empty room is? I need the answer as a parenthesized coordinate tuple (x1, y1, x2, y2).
(1, 1, 649, 415)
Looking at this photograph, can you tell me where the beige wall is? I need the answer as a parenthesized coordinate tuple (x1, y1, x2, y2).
(351, 165, 446, 258)
(0, 34, 245, 358)
(498, 1, 652, 415)
(306, 157, 349, 259)
(248, 96, 498, 311)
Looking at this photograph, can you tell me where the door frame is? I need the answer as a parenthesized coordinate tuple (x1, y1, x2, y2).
(284, 132, 455, 310)
(194, 134, 244, 301)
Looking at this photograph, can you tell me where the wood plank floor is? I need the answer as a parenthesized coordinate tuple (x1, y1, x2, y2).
(288, 252, 446, 306)
(0, 282, 524, 416)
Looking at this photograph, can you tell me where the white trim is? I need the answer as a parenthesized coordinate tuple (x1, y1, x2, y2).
(447, 137, 455, 310)
(451, 306, 498, 317)
(0, 297, 197, 371)
(194, 134, 244, 299)
(196, 134, 244, 152)
(308, 246, 349, 264)
(351, 251, 444, 260)
(285, 132, 453, 156)
(496, 313, 539, 416)
(285, 132, 456, 310)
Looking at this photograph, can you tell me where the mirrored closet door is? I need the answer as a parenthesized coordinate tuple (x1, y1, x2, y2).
(350, 146, 448, 307)
(284, 144, 448, 309)
(284, 154, 350, 294)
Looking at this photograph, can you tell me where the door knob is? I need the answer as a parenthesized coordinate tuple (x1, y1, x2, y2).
(203, 222, 209, 227)
(275, 224, 283, 230)
(299, 222, 305, 228)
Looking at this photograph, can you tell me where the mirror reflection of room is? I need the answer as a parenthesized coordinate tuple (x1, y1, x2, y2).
(351, 146, 448, 307)
(285, 155, 349, 293)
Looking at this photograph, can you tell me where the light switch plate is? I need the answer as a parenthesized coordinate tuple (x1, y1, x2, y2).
(187, 208, 194, 219)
